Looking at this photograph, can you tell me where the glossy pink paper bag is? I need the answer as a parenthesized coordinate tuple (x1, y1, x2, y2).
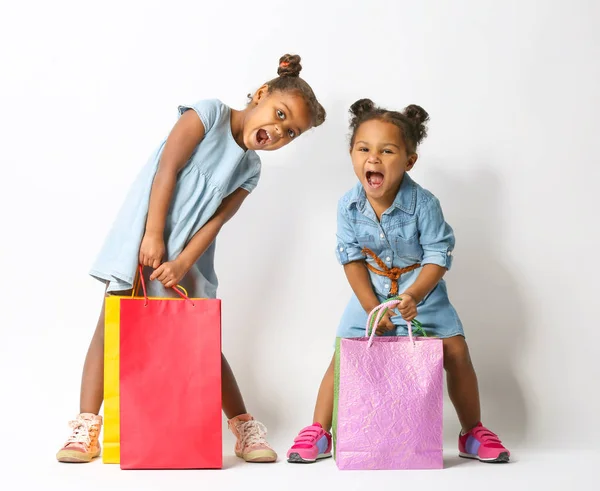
(333, 298, 444, 470)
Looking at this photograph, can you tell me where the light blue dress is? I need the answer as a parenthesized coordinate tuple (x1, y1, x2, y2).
(90, 99, 261, 298)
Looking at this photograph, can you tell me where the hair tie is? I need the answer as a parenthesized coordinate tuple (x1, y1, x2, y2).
(280, 61, 290, 68)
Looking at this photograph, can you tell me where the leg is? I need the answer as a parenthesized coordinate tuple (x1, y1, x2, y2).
(221, 353, 247, 419)
(288, 299, 364, 463)
(443, 336, 481, 432)
(79, 289, 132, 413)
(222, 353, 276, 463)
(79, 294, 109, 414)
(287, 356, 335, 463)
(58, 290, 124, 463)
(445, 337, 511, 463)
(312, 355, 335, 431)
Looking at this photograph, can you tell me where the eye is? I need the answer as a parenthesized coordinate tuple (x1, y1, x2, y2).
(288, 129, 296, 139)
(358, 146, 368, 152)
(277, 109, 286, 120)
(382, 149, 394, 154)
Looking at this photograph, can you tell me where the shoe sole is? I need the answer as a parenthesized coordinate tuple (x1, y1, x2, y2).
(287, 452, 332, 464)
(459, 451, 510, 463)
(235, 450, 278, 463)
(56, 449, 101, 463)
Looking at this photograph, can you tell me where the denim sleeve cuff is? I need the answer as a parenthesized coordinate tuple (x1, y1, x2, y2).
(240, 174, 259, 193)
(336, 242, 364, 265)
(421, 249, 453, 270)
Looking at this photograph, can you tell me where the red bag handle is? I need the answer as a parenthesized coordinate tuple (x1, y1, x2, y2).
(135, 265, 195, 306)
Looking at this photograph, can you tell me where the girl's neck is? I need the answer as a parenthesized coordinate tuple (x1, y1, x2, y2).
(230, 108, 249, 151)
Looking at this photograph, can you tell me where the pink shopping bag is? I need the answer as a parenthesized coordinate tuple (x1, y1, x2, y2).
(333, 297, 444, 470)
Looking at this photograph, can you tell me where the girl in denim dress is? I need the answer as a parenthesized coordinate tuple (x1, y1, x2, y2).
(56, 54, 326, 465)
(287, 99, 510, 464)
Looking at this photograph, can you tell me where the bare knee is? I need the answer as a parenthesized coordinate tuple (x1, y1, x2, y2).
(443, 336, 472, 370)
(320, 355, 335, 381)
(95, 289, 132, 343)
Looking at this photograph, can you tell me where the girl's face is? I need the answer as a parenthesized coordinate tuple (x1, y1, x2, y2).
(243, 87, 313, 151)
(351, 119, 417, 207)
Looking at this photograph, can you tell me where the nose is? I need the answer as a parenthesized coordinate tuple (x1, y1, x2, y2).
(367, 153, 381, 164)
(274, 124, 283, 138)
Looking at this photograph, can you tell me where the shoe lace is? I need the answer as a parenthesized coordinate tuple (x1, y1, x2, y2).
(65, 418, 96, 447)
(238, 420, 268, 449)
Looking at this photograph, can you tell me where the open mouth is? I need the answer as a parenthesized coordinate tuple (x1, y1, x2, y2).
(366, 171, 384, 189)
(256, 128, 272, 146)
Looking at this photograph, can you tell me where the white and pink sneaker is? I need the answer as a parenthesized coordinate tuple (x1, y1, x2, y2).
(228, 414, 277, 463)
(56, 413, 103, 463)
(287, 423, 332, 463)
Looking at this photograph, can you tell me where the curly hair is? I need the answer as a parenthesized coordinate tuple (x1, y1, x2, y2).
(255, 54, 326, 128)
(348, 98, 429, 153)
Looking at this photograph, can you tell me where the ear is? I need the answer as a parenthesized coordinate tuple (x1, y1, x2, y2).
(251, 84, 270, 105)
(406, 153, 418, 171)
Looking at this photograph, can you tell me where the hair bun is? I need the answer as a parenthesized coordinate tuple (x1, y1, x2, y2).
(403, 104, 429, 126)
(349, 99, 376, 129)
(350, 99, 375, 119)
(277, 54, 302, 77)
(403, 104, 430, 143)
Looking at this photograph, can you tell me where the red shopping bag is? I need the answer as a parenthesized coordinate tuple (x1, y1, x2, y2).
(119, 266, 222, 469)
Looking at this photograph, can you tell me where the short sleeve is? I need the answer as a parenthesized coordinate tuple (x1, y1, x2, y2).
(418, 197, 455, 269)
(335, 201, 364, 265)
(240, 167, 261, 193)
(177, 99, 222, 134)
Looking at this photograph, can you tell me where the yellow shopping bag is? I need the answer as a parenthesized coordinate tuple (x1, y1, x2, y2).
(102, 292, 122, 464)
(102, 271, 143, 464)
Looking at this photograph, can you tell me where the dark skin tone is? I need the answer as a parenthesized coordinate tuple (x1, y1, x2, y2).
(79, 86, 313, 418)
(312, 120, 480, 433)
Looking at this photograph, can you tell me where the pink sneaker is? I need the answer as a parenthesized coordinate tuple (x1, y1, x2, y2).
(287, 423, 332, 463)
(459, 422, 510, 463)
(228, 414, 277, 463)
(56, 413, 103, 463)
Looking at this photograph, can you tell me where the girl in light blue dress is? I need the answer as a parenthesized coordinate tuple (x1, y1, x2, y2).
(57, 54, 326, 465)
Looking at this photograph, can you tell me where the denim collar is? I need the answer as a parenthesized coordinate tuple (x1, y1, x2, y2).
(347, 173, 417, 215)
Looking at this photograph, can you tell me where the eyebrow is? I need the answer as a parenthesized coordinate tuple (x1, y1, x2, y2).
(281, 102, 302, 136)
(355, 140, 401, 149)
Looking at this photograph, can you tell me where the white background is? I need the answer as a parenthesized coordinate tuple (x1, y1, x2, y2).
(1, 0, 599, 489)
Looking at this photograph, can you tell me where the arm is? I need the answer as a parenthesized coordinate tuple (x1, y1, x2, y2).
(178, 188, 249, 269)
(344, 260, 396, 334)
(336, 201, 395, 334)
(139, 110, 206, 267)
(403, 264, 446, 304)
(343, 261, 380, 313)
(150, 188, 250, 287)
(337, 202, 380, 312)
(397, 197, 455, 321)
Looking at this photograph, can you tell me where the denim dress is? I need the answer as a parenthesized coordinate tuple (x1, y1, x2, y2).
(335, 173, 464, 339)
(90, 99, 261, 298)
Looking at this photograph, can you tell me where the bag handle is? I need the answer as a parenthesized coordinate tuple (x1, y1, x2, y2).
(365, 296, 426, 348)
(133, 265, 195, 306)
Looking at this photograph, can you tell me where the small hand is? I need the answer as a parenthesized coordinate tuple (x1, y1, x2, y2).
(375, 310, 396, 336)
(149, 258, 188, 288)
(139, 233, 165, 269)
(397, 293, 418, 322)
